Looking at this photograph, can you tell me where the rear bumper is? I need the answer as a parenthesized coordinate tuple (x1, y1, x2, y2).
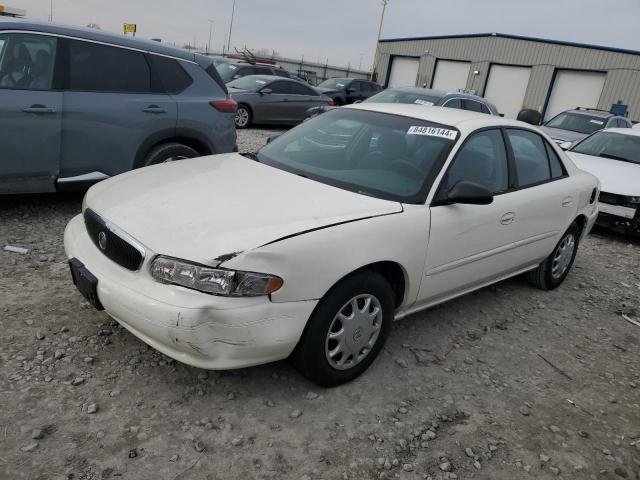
(63, 214, 317, 369)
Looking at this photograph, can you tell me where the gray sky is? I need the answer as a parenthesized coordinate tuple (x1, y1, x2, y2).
(13, 0, 640, 69)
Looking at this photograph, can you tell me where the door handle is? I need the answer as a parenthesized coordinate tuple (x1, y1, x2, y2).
(142, 105, 167, 114)
(22, 104, 56, 114)
(500, 212, 515, 225)
(562, 196, 573, 207)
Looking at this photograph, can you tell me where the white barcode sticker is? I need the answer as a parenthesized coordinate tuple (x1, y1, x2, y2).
(590, 119, 604, 125)
(407, 126, 457, 140)
(414, 99, 434, 106)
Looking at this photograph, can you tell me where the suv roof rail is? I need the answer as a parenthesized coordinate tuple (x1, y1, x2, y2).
(575, 106, 610, 114)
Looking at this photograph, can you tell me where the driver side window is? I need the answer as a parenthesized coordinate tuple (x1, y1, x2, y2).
(0, 33, 57, 91)
(444, 129, 509, 194)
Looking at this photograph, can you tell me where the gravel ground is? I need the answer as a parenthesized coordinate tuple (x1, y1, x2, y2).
(1, 127, 639, 480)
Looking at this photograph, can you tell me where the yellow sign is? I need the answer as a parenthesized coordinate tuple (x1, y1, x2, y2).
(0, 6, 5, 13)
(123, 23, 137, 34)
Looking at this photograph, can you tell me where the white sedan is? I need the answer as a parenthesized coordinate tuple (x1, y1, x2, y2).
(64, 104, 599, 386)
(567, 128, 640, 235)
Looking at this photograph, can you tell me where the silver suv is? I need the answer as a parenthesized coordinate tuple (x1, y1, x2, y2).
(0, 21, 237, 194)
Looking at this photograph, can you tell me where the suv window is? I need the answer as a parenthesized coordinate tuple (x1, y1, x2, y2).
(269, 81, 291, 94)
(148, 55, 192, 93)
(507, 129, 556, 187)
(463, 99, 484, 113)
(350, 81, 362, 92)
(289, 82, 315, 95)
(445, 129, 508, 194)
(253, 66, 273, 75)
(69, 40, 150, 93)
(0, 33, 57, 90)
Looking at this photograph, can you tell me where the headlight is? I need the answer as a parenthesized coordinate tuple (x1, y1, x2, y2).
(150, 256, 283, 297)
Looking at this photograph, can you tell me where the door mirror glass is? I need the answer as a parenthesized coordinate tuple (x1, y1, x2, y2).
(559, 141, 572, 150)
(447, 181, 494, 205)
(260, 88, 273, 95)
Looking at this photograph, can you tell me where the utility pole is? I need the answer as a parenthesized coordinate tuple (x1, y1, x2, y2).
(49, 0, 53, 21)
(370, 0, 389, 81)
(207, 20, 214, 54)
(359, 53, 363, 71)
(227, 0, 236, 53)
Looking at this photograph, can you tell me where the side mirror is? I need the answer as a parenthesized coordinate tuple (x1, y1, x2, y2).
(232, 74, 240, 80)
(353, 99, 362, 104)
(266, 134, 281, 144)
(446, 181, 493, 205)
(260, 88, 273, 95)
(559, 141, 572, 151)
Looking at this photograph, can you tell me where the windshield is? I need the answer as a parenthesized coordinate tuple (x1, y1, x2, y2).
(256, 108, 459, 204)
(216, 62, 242, 82)
(318, 78, 350, 90)
(227, 76, 269, 91)
(545, 112, 606, 134)
(572, 131, 640, 165)
(364, 89, 442, 105)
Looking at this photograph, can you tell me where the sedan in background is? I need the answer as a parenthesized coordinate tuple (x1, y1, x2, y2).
(567, 128, 640, 235)
(364, 87, 499, 115)
(65, 104, 598, 386)
(228, 76, 333, 128)
(316, 78, 382, 105)
(540, 107, 632, 147)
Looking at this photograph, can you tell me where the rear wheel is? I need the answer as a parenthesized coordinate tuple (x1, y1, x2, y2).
(235, 105, 252, 129)
(143, 143, 199, 166)
(526, 223, 580, 290)
(292, 271, 394, 387)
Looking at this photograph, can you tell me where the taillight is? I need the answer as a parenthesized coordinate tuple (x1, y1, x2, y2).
(327, 99, 335, 107)
(210, 98, 238, 113)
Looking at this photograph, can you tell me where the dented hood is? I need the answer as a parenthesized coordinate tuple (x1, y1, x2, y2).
(86, 153, 402, 265)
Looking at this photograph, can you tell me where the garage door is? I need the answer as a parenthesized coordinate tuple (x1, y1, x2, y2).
(431, 60, 470, 91)
(387, 56, 419, 87)
(544, 70, 606, 120)
(484, 65, 531, 118)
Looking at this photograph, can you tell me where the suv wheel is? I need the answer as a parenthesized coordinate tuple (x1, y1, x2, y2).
(143, 143, 199, 166)
(235, 105, 252, 129)
(292, 271, 393, 387)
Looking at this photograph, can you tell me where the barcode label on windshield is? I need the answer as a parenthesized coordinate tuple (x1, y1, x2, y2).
(414, 99, 434, 106)
(407, 126, 457, 140)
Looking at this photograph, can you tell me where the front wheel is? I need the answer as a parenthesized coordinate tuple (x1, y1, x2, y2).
(292, 271, 394, 387)
(235, 105, 252, 129)
(526, 222, 580, 290)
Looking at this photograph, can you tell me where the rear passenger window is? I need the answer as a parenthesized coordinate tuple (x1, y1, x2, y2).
(254, 66, 273, 75)
(289, 82, 315, 95)
(269, 81, 291, 94)
(443, 98, 462, 109)
(544, 142, 565, 178)
(148, 55, 192, 93)
(69, 40, 150, 93)
(445, 129, 509, 194)
(506, 129, 552, 187)
(463, 100, 483, 113)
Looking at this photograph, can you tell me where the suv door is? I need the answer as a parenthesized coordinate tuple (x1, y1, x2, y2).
(420, 128, 515, 303)
(346, 81, 362, 103)
(0, 32, 62, 193)
(59, 39, 177, 180)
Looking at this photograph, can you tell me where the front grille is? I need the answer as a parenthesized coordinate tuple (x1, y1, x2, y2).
(599, 191, 625, 206)
(84, 209, 144, 271)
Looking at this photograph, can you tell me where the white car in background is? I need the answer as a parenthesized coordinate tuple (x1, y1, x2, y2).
(567, 128, 640, 235)
(64, 105, 599, 386)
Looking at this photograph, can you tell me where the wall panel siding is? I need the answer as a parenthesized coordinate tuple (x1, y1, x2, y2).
(377, 34, 640, 121)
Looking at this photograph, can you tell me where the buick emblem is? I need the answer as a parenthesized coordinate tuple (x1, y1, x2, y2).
(352, 327, 363, 343)
(98, 231, 107, 250)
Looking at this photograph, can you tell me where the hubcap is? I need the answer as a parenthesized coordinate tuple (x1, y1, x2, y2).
(551, 233, 575, 279)
(325, 294, 382, 371)
(235, 108, 249, 127)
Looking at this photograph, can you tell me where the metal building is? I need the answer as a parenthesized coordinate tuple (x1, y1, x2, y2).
(376, 32, 640, 121)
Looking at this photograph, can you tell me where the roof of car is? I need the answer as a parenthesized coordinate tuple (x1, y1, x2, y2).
(387, 86, 448, 96)
(0, 19, 195, 61)
(240, 75, 294, 82)
(344, 102, 525, 131)
(565, 108, 614, 118)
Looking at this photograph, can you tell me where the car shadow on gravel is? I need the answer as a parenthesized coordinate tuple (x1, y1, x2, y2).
(590, 225, 640, 246)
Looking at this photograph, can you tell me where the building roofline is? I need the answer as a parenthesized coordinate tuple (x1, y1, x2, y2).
(379, 32, 640, 57)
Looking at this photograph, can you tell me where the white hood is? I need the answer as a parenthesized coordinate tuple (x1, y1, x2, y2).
(568, 152, 640, 197)
(86, 154, 402, 264)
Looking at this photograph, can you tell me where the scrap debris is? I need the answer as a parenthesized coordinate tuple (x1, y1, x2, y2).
(4, 245, 29, 254)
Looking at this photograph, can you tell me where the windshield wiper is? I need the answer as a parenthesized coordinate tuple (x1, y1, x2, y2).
(599, 153, 636, 163)
(241, 152, 260, 162)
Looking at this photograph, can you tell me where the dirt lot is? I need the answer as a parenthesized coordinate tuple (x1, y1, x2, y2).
(1, 128, 639, 480)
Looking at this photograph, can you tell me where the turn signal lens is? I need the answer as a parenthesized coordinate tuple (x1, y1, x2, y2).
(151, 256, 283, 297)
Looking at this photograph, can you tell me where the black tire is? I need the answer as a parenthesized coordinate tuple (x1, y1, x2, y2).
(333, 97, 344, 106)
(143, 143, 199, 166)
(516, 108, 542, 126)
(292, 271, 394, 387)
(526, 222, 581, 290)
(235, 104, 252, 129)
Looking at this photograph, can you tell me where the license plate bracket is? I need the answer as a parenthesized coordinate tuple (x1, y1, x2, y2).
(69, 258, 104, 310)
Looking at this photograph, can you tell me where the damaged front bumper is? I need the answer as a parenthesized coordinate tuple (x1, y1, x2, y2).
(64, 214, 317, 369)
